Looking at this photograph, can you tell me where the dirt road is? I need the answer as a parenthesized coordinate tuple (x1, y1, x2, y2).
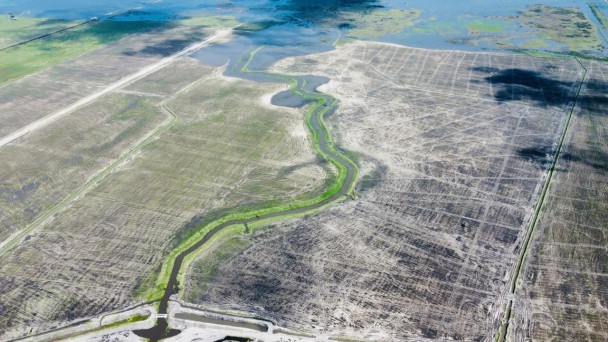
(0, 29, 231, 148)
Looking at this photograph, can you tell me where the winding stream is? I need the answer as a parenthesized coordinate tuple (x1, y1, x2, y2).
(133, 48, 357, 341)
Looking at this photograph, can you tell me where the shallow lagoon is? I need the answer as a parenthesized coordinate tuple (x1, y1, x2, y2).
(2, 0, 608, 57)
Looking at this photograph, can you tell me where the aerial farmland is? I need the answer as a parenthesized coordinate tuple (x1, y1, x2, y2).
(0, 0, 607, 341)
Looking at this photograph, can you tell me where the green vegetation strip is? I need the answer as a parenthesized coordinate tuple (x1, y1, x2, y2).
(142, 47, 358, 310)
(0, 20, 166, 85)
(0, 95, 180, 259)
(589, 3, 608, 43)
(0, 72, 219, 259)
(0, 14, 241, 85)
(497, 59, 588, 342)
(177, 197, 346, 297)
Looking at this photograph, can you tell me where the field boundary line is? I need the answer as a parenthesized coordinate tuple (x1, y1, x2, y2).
(133, 47, 359, 339)
(0, 29, 230, 148)
(496, 58, 588, 342)
(0, 50, 221, 258)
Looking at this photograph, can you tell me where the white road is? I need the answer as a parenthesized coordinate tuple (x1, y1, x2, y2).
(0, 29, 231, 148)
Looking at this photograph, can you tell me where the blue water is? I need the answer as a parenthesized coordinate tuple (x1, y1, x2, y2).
(1, 0, 607, 56)
(0, 0, 142, 18)
(193, 23, 336, 71)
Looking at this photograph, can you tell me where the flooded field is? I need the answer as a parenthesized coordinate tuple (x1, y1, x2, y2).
(1, 0, 607, 341)
(2, 0, 608, 57)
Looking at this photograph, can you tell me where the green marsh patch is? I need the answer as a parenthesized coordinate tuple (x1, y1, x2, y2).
(511, 5, 603, 51)
(467, 20, 507, 35)
(339, 9, 421, 38)
(0, 16, 76, 48)
(0, 19, 166, 85)
(180, 15, 240, 29)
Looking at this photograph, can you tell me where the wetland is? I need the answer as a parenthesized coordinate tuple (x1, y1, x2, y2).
(1, 0, 608, 341)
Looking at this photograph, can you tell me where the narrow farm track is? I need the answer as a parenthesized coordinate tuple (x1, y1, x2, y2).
(0, 54, 219, 258)
(497, 58, 588, 342)
(134, 49, 358, 340)
(0, 29, 231, 148)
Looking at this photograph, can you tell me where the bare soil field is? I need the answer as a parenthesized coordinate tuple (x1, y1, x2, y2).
(0, 23, 210, 138)
(509, 60, 608, 341)
(0, 92, 167, 242)
(0, 58, 329, 339)
(185, 42, 588, 340)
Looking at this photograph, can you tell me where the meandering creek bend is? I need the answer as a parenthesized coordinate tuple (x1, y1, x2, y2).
(134, 52, 357, 341)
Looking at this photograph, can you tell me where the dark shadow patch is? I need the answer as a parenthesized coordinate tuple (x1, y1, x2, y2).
(276, 159, 325, 177)
(278, 0, 382, 26)
(33, 18, 72, 27)
(471, 66, 499, 73)
(562, 149, 608, 173)
(475, 68, 574, 106)
(0, 179, 45, 203)
(517, 146, 552, 165)
(357, 157, 389, 192)
(214, 337, 252, 342)
(518, 145, 608, 172)
(577, 94, 608, 113)
(123, 37, 198, 57)
(473, 67, 608, 115)
(583, 79, 608, 92)
(421, 327, 438, 338)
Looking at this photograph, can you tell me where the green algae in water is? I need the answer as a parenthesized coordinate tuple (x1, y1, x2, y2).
(236, 20, 281, 32)
(180, 15, 240, 29)
(344, 9, 422, 38)
(520, 38, 549, 49)
(412, 19, 458, 35)
(511, 5, 603, 52)
(467, 20, 507, 35)
(589, 3, 608, 34)
(434, 5, 606, 56)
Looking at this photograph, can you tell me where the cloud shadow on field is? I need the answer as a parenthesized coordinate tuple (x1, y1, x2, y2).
(472, 67, 575, 106)
(123, 37, 199, 57)
(473, 65, 608, 172)
(517, 145, 608, 173)
(472, 66, 608, 114)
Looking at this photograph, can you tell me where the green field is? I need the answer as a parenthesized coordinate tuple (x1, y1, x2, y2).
(0, 20, 170, 85)
(0, 16, 76, 48)
(0, 13, 243, 86)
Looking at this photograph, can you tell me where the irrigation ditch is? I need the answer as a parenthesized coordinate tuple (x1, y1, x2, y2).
(496, 58, 588, 342)
(133, 47, 359, 340)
